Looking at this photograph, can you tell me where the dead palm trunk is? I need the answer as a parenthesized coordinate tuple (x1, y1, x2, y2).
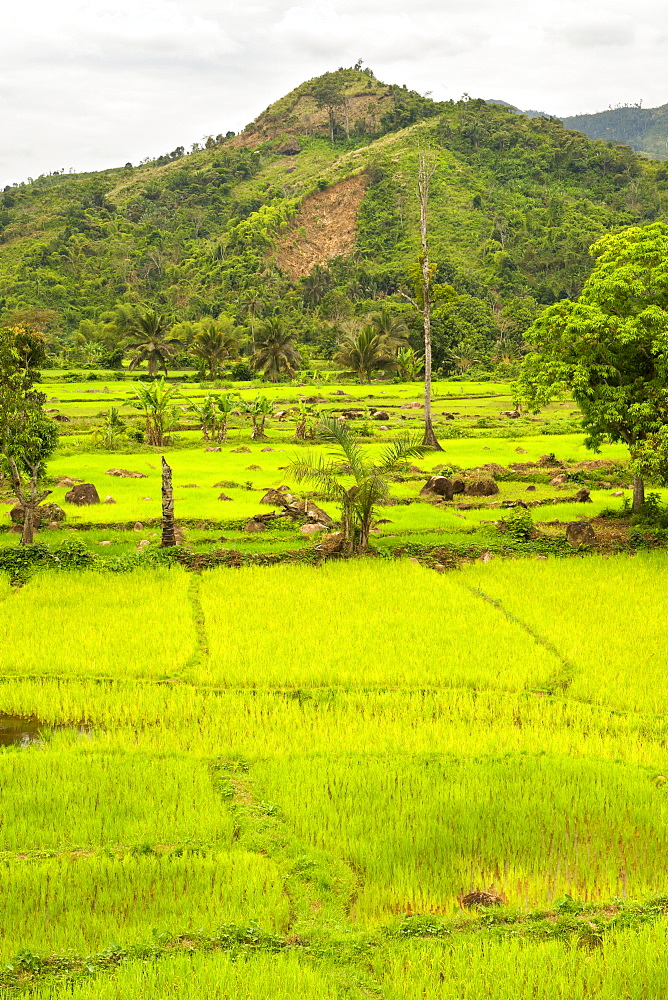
(161, 456, 176, 547)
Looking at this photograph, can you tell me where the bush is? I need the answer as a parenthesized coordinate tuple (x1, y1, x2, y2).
(498, 506, 534, 542)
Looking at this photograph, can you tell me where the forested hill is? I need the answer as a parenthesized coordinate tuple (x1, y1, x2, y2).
(1, 67, 667, 370)
(561, 103, 668, 161)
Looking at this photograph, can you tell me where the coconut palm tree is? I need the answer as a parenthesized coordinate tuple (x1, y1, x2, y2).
(126, 310, 182, 377)
(251, 318, 302, 382)
(290, 416, 425, 555)
(369, 307, 409, 341)
(190, 324, 238, 379)
(334, 325, 398, 384)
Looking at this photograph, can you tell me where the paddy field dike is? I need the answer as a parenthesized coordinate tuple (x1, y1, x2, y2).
(1, 375, 668, 998)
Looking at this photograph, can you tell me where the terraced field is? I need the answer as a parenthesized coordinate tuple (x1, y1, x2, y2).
(1, 556, 668, 997)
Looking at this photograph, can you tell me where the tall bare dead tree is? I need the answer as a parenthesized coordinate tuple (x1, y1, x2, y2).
(400, 149, 443, 450)
(161, 456, 176, 547)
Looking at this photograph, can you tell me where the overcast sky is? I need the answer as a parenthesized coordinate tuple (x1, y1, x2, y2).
(2, 0, 665, 187)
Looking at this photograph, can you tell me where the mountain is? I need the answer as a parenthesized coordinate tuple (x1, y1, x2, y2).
(0, 69, 666, 371)
(561, 103, 668, 161)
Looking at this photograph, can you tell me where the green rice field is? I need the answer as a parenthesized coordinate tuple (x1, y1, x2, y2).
(2, 378, 668, 996)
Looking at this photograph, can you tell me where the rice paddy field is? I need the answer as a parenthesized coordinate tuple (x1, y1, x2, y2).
(2, 378, 668, 996)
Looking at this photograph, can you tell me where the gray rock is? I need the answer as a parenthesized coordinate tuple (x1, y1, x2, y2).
(566, 521, 596, 547)
(65, 483, 100, 505)
(464, 479, 499, 497)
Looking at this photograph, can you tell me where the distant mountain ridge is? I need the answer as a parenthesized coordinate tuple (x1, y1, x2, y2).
(488, 98, 668, 160)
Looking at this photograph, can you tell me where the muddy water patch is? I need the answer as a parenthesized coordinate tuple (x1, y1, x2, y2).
(0, 714, 91, 747)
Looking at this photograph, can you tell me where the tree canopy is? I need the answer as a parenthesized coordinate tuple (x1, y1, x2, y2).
(517, 222, 668, 508)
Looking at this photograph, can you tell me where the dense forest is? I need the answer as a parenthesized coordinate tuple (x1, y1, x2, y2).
(1, 68, 667, 377)
(562, 102, 668, 160)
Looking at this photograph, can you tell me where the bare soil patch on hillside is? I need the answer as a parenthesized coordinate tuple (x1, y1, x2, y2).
(272, 173, 367, 280)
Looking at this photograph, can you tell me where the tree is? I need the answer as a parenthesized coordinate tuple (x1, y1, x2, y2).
(334, 325, 399, 384)
(251, 318, 302, 382)
(190, 323, 238, 379)
(312, 74, 345, 142)
(244, 394, 273, 440)
(516, 222, 668, 511)
(400, 150, 449, 449)
(370, 307, 409, 341)
(396, 345, 424, 381)
(290, 416, 425, 554)
(187, 392, 237, 442)
(0, 326, 58, 544)
(126, 310, 182, 377)
(238, 290, 264, 350)
(130, 379, 180, 446)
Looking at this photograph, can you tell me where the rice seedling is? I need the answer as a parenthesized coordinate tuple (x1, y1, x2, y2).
(0, 748, 234, 850)
(373, 923, 668, 999)
(15, 950, 347, 1000)
(199, 561, 558, 689)
(0, 850, 289, 958)
(462, 552, 668, 714)
(0, 568, 196, 680)
(251, 752, 668, 917)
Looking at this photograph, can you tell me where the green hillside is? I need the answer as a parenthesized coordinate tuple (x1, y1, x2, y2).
(1, 68, 667, 370)
(562, 102, 668, 160)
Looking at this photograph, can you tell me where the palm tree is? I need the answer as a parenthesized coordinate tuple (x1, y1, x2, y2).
(244, 394, 273, 440)
(334, 325, 398, 384)
(251, 318, 302, 382)
(291, 416, 425, 555)
(126, 310, 182, 377)
(370, 307, 409, 341)
(238, 289, 264, 349)
(191, 326, 238, 379)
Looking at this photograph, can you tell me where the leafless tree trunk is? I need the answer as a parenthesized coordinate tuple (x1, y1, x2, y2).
(161, 456, 176, 547)
(344, 97, 350, 140)
(417, 151, 443, 451)
(8, 457, 50, 545)
(633, 473, 645, 512)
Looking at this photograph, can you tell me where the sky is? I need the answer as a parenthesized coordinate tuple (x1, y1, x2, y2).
(2, 0, 665, 187)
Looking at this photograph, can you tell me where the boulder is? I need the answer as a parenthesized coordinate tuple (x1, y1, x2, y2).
(371, 410, 390, 420)
(316, 531, 344, 555)
(402, 402, 422, 409)
(133, 522, 143, 531)
(261, 447, 274, 452)
(464, 479, 499, 497)
(244, 519, 266, 532)
(217, 493, 233, 501)
(231, 446, 251, 453)
(515, 447, 527, 454)
(538, 454, 560, 467)
(575, 487, 592, 503)
(52, 414, 71, 422)
(106, 469, 148, 478)
(247, 464, 262, 471)
(566, 521, 596, 547)
(461, 890, 503, 909)
(104, 496, 116, 504)
(421, 476, 465, 501)
(550, 474, 568, 486)
(500, 410, 520, 418)
(57, 476, 83, 487)
(526, 485, 537, 492)
(260, 489, 291, 507)
(299, 522, 327, 535)
(10, 503, 65, 528)
(205, 447, 222, 452)
(65, 483, 100, 505)
(442, 412, 454, 419)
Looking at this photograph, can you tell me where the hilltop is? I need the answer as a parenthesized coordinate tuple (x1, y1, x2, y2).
(0, 68, 667, 370)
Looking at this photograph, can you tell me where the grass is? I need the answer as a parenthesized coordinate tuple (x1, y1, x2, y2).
(198, 561, 558, 689)
(462, 552, 668, 713)
(0, 568, 196, 679)
(0, 850, 289, 958)
(0, 748, 233, 850)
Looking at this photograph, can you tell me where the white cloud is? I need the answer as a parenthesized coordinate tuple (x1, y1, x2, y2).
(1, 0, 666, 186)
